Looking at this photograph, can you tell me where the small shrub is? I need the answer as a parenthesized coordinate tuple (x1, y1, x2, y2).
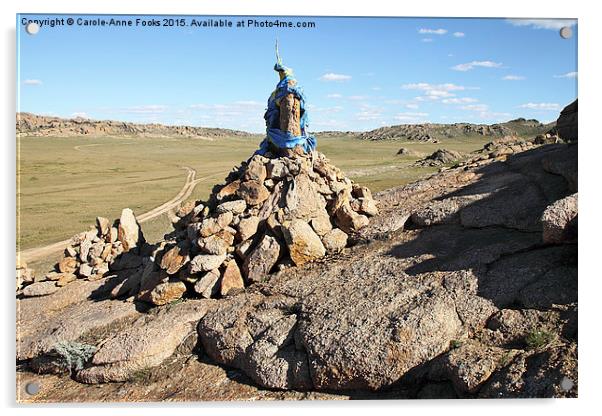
(525, 329, 555, 350)
(450, 340, 462, 349)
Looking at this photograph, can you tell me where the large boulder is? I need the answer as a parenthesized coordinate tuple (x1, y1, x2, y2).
(541, 193, 578, 244)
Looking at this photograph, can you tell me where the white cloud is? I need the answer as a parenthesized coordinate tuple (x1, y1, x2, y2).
(519, 102, 561, 111)
(348, 95, 369, 101)
(422, 38, 434, 43)
(371, 86, 382, 91)
(506, 19, 577, 30)
(394, 112, 429, 122)
(402, 83, 466, 101)
(405, 103, 419, 109)
(418, 28, 447, 35)
(502, 75, 526, 81)
(356, 108, 382, 121)
(71, 112, 89, 118)
(461, 104, 489, 112)
(402, 83, 466, 92)
(23, 79, 42, 85)
(442, 97, 478, 104)
(326, 93, 343, 99)
(453, 32, 465, 37)
(320, 72, 352, 82)
(452, 60, 503, 71)
(554, 71, 578, 79)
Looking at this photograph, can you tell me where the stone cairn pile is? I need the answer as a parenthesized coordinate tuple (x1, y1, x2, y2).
(141, 150, 379, 304)
(17, 55, 379, 307)
(17, 208, 146, 297)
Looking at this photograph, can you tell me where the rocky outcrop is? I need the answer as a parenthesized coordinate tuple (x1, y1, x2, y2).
(414, 149, 464, 167)
(195, 140, 577, 396)
(553, 99, 577, 142)
(16, 112, 254, 139)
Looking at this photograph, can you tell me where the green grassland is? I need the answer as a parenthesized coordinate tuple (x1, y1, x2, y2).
(17, 133, 491, 271)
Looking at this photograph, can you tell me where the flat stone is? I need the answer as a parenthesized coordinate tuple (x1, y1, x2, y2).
(22, 281, 59, 297)
(141, 279, 187, 306)
(216, 199, 247, 215)
(189, 253, 227, 274)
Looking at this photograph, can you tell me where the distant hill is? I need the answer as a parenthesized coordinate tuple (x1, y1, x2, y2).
(16, 113, 258, 139)
(357, 118, 554, 142)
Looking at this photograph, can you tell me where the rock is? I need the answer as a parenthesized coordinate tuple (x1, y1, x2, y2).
(79, 236, 92, 262)
(479, 344, 577, 398)
(175, 200, 196, 218)
(78, 263, 94, 278)
(159, 244, 190, 275)
(189, 253, 227, 274)
(194, 269, 221, 298)
(321, 228, 348, 252)
(220, 260, 244, 296)
(352, 184, 373, 200)
(65, 245, 78, 258)
(18, 299, 140, 362)
(22, 281, 59, 297)
(216, 199, 247, 215)
(415, 149, 463, 167)
(243, 234, 282, 284)
(335, 203, 369, 233)
(217, 211, 234, 228)
(237, 180, 270, 206)
(76, 300, 214, 384)
(199, 234, 230, 255)
(56, 273, 77, 287)
(428, 340, 518, 394)
(236, 216, 261, 242)
(554, 99, 577, 141)
(541, 193, 578, 244)
(310, 211, 333, 236)
(283, 220, 326, 266)
(284, 174, 327, 221)
(266, 158, 289, 179)
(199, 217, 222, 238)
(96, 216, 110, 236)
(117, 208, 142, 251)
(216, 179, 241, 201)
(243, 157, 268, 182)
(141, 279, 187, 306)
(356, 197, 378, 217)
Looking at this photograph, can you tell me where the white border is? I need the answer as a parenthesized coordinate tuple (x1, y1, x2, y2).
(2, 1, 599, 415)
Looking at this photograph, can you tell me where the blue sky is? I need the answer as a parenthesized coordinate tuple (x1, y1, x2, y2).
(17, 15, 577, 133)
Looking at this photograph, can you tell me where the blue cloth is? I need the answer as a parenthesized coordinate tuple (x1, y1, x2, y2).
(255, 71, 317, 155)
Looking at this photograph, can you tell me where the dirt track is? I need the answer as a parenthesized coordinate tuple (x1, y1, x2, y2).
(18, 166, 206, 263)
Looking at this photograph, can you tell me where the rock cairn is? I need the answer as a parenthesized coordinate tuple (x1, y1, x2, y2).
(143, 150, 378, 304)
(17, 208, 146, 297)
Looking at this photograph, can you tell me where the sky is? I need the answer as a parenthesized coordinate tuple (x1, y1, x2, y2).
(17, 15, 577, 133)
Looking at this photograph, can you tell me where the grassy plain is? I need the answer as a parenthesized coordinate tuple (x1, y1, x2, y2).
(17, 133, 491, 270)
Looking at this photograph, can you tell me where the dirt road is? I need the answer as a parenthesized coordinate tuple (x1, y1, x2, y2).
(18, 166, 209, 264)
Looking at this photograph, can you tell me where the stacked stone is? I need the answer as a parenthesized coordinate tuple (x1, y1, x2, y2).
(16, 260, 35, 292)
(148, 150, 379, 305)
(18, 208, 145, 297)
